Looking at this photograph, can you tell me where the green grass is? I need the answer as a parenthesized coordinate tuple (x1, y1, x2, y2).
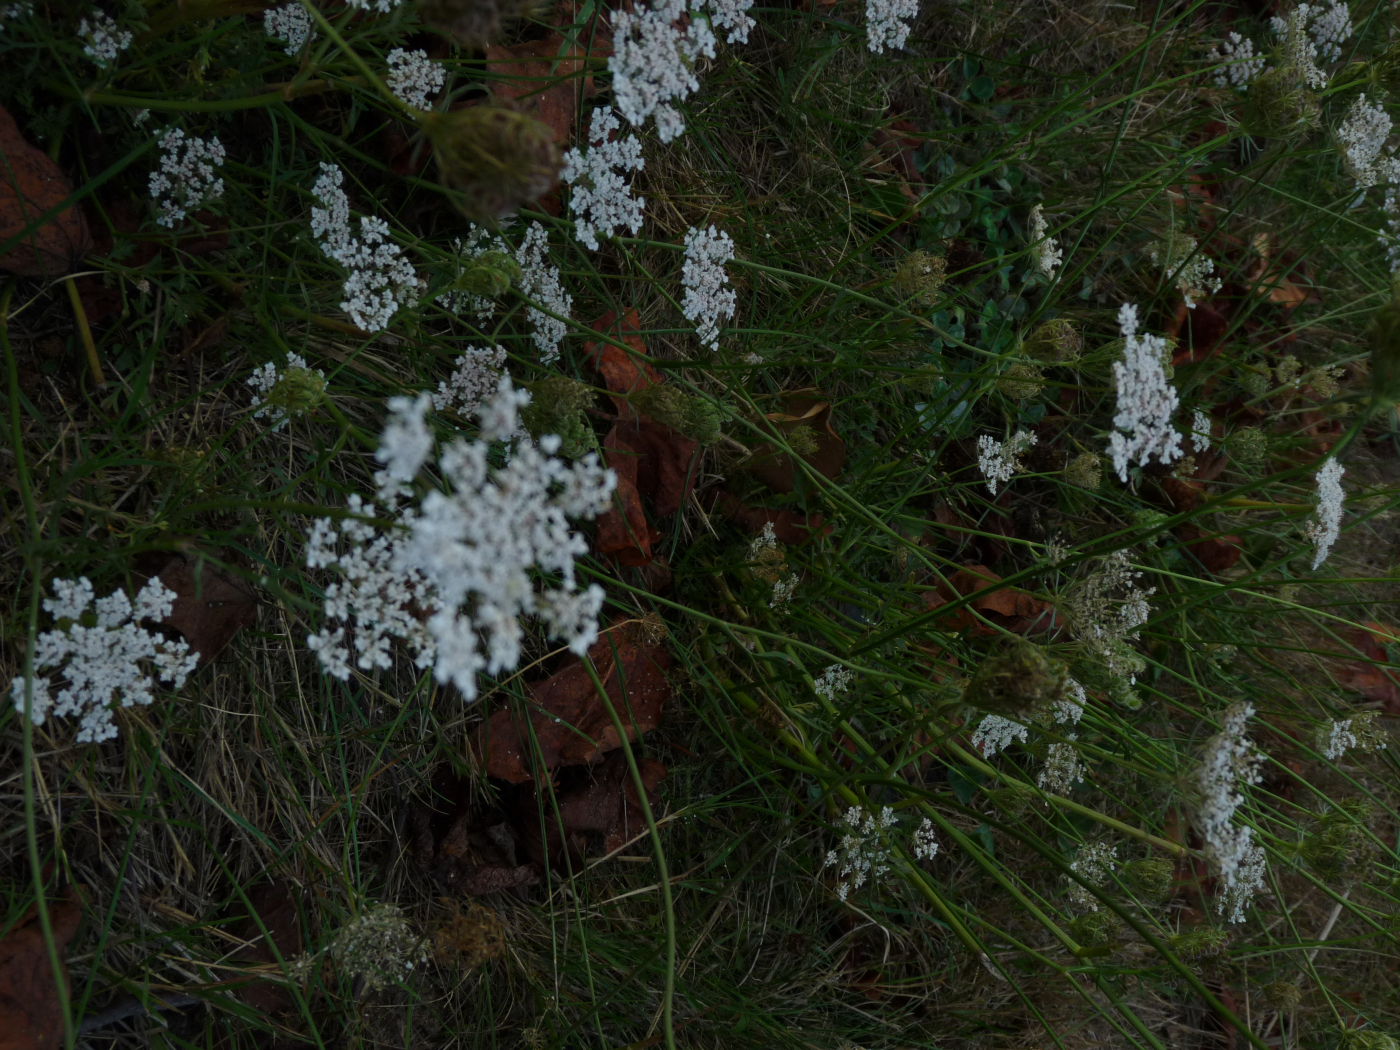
(3, 0, 1400, 1048)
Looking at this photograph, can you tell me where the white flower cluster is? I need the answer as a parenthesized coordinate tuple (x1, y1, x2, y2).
(1195, 701, 1266, 923)
(1273, 7, 1330, 88)
(0, 3, 33, 31)
(813, 663, 855, 703)
(433, 345, 508, 416)
(694, 0, 755, 44)
(1038, 741, 1086, 794)
(1191, 408, 1212, 453)
(562, 106, 646, 251)
(681, 225, 737, 351)
(305, 380, 616, 701)
(149, 128, 226, 229)
(1304, 456, 1345, 570)
(1273, 0, 1352, 63)
(1336, 95, 1398, 189)
(247, 352, 327, 430)
(1321, 717, 1357, 760)
(1207, 32, 1265, 90)
(912, 817, 940, 862)
(1108, 303, 1183, 482)
(1028, 204, 1062, 279)
(78, 9, 131, 68)
(264, 3, 314, 55)
(609, 0, 715, 144)
(311, 163, 417, 333)
(824, 805, 897, 901)
(437, 226, 510, 321)
(972, 713, 1028, 758)
(865, 0, 918, 53)
(324, 904, 428, 992)
(1055, 678, 1086, 725)
(386, 48, 444, 111)
(346, 0, 403, 10)
(1064, 549, 1154, 682)
(976, 428, 1037, 496)
(1318, 712, 1386, 760)
(10, 577, 198, 744)
(1149, 236, 1221, 309)
(516, 222, 573, 365)
(1066, 841, 1116, 910)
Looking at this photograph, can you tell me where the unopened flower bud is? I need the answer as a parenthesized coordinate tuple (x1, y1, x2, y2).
(1023, 318, 1082, 363)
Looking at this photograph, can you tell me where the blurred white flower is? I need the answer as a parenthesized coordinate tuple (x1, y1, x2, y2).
(693, 0, 755, 44)
(1335, 94, 1396, 188)
(1067, 841, 1116, 910)
(149, 128, 226, 228)
(562, 106, 646, 251)
(824, 805, 897, 900)
(10, 577, 197, 744)
(681, 225, 736, 350)
(865, 0, 918, 53)
(1195, 701, 1265, 922)
(1304, 456, 1344, 569)
(78, 9, 131, 67)
(515, 222, 573, 365)
(1149, 235, 1221, 309)
(346, 0, 403, 10)
(1108, 303, 1183, 482)
(1191, 408, 1212, 453)
(1038, 740, 1086, 794)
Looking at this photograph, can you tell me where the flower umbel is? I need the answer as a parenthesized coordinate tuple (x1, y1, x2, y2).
(1207, 32, 1265, 90)
(681, 225, 737, 350)
(264, 3, 314, 54)
(78, 9, 131, 67)
(434, 345, 509, 417)
(608, 0, 716, 143)
(1304, 456, 1345, 569)
(386, 47, 445, 110)
(1108, 303, 1183, 481)
(561, 106, 646, 251)
(10, 577, 198, 744)
(1028, 204, 1062, 279)
(247, 353, 328, 430)
(865, 0, 918, 53)
(149, 128, 226, 228)
(515, 222, 573, 366)
(1196, 701, 1266, 923)
(976, 429, 1037, 496)
(823, 806, 897, 901)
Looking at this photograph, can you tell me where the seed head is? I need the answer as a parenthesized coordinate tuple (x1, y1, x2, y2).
(1023, 318, 1081, 363)
(963, 639, 1070, 721)
(424, 107, 561, 222)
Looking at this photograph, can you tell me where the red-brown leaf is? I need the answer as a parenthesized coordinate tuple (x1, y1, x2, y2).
(514, 750, 667, 868)
(224, 880, 302, 1015)
(137, 554, 258, 665)
(583, 308, 662, 416)
(746, 396, 847, 494)
(484, 34, 593, 144)
(0, 106, 91, 277)
(0, 889, 83, 1050)
(922, 565, 1055, 635)
(471, 621, 670, 783)
(1333, 623, 1400, 713)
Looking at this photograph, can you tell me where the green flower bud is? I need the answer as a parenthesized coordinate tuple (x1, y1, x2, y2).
(1064, 452, 1102, 490)
(455, 248, 521, 299)
(891, 250, 947, 308)
(998, 361, 1044, 400)
(964, 639, 1070, 721)
(1120, 858, 1174, 902)
(1023, 318, 1082, 363)
(1169, 926, 1229, 962)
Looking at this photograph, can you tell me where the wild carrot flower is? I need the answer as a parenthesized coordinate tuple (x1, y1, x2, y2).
(609, 0, 716, 143)
(1067, 842, 1116, 910)
(1207, 32, 1265, 90)
(1063, 549, 1154, 682)
(1027, 204, 1062, 279)
(433, 345, 508, 417)
(1039, 741, 1086, 794)
(1190, 408, 1212, 453)
(1055, 679, 1086, 724)
(561, 106, 646, 250)
(0, 3, 33, 31)
(347, 0, 404, 10)
(681, 225, 737, 350)
(1304, 456, 1345, 569)
(386, 47, 444, 110)
(1335, 94, 1397, 188)
(437, 226, 516, 320)
(10, 577, 198, 744)
(247, 353, 328, 430)
(693, 0, 755, 44)
(78, 9, 131, 67)
(321, 904, 429, 991)
(515, 222, 573, 366)
(972, 714, 1028, 758)
(264, 3, 314, 54)
(310, 163, 418, 332)
(1108, 303, 1183, 482)
(824, 806, 897, 900)
(1274, 0, 1352, 64)
(1195, 701, 1265, 922)
(1149, 234, 1221, 308)
(149, 128, 226, 228)
(1319, 712, 1387, 759)
(912, 817, 940, 861)
(813, 664, 855, 702)
(305, 379, 616, 700)
(976, 429, 1036, 496)
(865, 0, 918, 53)
(1274, 7, 1330, 88)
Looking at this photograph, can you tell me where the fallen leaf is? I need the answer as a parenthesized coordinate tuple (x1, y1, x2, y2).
(1168, 300, 1231, 368)
(1331, 622, 1400, 714)
(0, 105, 91, 277)
(0, 889, 83, 1050)
(596, 466, 662, 567)
(485, 34, 592, 144)
(595, 419, 697, 566)
(1177, 528, 1243, 575)
(514, 749, 667, 868)
(136, 554, 258, 665)
(583, 307, 663, 417)
(745, 395, 846, 494)
(922, 565, 1055, 635)
(705, 489, 828, 544)
(223, 880, 301, 1015)
(471, 620, 671, 783)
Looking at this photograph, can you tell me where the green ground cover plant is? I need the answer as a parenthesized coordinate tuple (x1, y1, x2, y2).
(3, 0, 1400, 1047)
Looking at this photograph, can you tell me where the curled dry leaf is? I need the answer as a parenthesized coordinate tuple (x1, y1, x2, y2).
(745, 395, 847, 494)
(921, 565, 1055, 636)
(223, 880, 302, 1015)
(0, 888, 83, 1050)
(514, 749, 667, 868)
(135, 553, 258, 665)
(0, 105, 91, 277)
(471, 620, 671, 784)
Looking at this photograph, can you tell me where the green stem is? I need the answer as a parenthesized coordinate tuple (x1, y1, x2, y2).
(297, 1, 417, 119)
